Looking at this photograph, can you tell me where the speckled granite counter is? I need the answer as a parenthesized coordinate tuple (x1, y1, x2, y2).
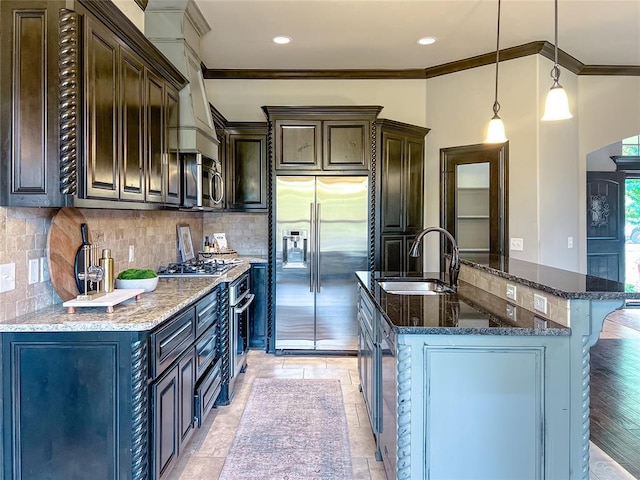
(0, 262, 253, 332)
(459, 254, 635, 300)
(356, 271, 569, 336)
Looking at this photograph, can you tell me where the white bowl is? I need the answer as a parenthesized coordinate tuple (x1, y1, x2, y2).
(115, 276, 159, 293)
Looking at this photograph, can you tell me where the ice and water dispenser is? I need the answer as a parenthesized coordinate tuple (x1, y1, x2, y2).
(282, 230, 308, 268)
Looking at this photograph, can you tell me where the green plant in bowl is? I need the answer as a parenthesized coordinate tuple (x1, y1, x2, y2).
(115, 269, 158, 292)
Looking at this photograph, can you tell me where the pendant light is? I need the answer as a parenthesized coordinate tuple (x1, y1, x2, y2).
(485, 0, 507, 143)
(541, 0, 572, 121)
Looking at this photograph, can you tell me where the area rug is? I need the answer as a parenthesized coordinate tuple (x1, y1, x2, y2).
(219, 378, 353, 480)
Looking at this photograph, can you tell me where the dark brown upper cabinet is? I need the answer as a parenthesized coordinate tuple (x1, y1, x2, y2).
(226, 124, 268, 211)
(0, 0, 186, 209)
(211, 105, 268, 212)
(0, 0, 69, 207)
(374, 119, 430, 274)
(262, 106, 382, 175)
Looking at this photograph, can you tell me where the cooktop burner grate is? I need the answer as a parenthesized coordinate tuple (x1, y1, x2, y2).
(157, 260, 230, 277)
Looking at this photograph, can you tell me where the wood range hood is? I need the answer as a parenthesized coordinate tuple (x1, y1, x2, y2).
(145, 0, 220, 161)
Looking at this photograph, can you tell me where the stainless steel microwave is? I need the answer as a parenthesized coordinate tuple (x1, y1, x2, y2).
(182, 153, 224, 210)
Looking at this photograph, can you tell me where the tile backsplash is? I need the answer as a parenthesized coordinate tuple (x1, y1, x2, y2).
(0, 207, 269, 322)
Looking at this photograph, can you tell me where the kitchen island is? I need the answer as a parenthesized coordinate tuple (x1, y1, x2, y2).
(357, 257, 637, 480)
(0, 262, 254, 480)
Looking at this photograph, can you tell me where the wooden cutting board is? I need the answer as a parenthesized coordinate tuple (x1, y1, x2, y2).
(47, 207, 87, 301)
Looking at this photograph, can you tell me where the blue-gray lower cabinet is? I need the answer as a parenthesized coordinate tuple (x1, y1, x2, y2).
(1, 331, 150, 480)
(249, 263, 268, 350)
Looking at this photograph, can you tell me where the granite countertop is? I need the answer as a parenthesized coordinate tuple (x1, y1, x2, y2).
(356, 271, 570, 336)
(460, 254, 638, 300)
(0, 262, 255, 333)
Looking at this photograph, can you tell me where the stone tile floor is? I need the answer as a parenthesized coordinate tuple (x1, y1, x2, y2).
(167, 346, 635, 480)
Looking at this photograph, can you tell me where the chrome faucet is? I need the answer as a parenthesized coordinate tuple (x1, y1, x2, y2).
(409, 227, 460, 289)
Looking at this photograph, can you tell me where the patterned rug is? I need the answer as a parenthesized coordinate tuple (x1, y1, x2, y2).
(219, 378, 353, 480)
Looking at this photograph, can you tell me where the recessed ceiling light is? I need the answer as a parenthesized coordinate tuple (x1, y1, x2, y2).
(417, 37, 437, 46)
(273, 36, 291, 45)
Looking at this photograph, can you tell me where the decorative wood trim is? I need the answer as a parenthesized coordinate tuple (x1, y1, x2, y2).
(581, 65, 640, 76)
(58, 8, 79, 195)
(266, 119, 275, 353)
(204, 41, 638, 79)
(375, 119, 430, 138)
(611, 155, 640, 171)
(397, 343, 411, 480)
(369, 121, 377, 273)
(76, 0, 187, 89)
(204, 69, 427, 80)
(262, 105, 383, 119)
(131, 339, 149, 480)
(210, 103, 228, 130)
(580, 334, 591, 479)
(219, 285, 230, 386)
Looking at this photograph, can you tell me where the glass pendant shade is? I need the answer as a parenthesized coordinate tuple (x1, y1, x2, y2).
(485, 114, 507, 143)
(542, 82, 572, 121)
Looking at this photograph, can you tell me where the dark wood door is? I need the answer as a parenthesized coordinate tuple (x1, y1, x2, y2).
(165, 87, 180, 205)
(380, 133, 404, 232)
(323, 120, 370, 170)
(119, 48, 145, 201)
(153, 364, 179, 479)
(249, 263, 268, 349)
(441, 143, 508, 262)
(227, 131, 268, 211)
(405, 138, 425, 232)
(0, 1, 66, 207)
(178, 350, 195, 448)
(586, 172, 626, 283)
(146, 70, 164, 203)
(85, 16, 119, 200)
(275, 120, 322, 170)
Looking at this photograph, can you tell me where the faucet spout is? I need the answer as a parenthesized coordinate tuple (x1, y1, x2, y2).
(408, 227, 460, 289)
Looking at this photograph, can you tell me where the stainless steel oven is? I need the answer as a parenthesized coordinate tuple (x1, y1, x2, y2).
(226, 272, 254, 401)
(182, 152, 224, 210)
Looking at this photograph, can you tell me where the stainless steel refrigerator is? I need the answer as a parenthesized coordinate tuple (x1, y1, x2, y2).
(275, 176, 369, 351)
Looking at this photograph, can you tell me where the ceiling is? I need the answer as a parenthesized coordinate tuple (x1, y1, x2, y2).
(194, 0, 640, 71)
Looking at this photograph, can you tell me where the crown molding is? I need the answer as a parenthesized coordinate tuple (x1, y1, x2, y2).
(203, 40, 638, 80)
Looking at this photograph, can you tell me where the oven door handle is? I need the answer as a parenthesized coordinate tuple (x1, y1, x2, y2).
(233, 293, 255, 314)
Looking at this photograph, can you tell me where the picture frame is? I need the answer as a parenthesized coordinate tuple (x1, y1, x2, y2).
(177, 224, 195, 262)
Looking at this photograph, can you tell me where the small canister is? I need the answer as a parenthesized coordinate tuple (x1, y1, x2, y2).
(100, 248, 114, 293)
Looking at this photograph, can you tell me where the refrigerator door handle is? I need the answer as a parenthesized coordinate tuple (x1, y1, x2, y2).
(316, 203, 321, 293)
(309, 203, 315, 293)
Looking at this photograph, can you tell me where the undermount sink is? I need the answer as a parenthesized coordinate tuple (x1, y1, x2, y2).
(377, 279, 455, 295)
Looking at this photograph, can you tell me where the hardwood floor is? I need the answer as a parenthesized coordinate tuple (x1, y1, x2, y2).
(590, 310, 640, 479)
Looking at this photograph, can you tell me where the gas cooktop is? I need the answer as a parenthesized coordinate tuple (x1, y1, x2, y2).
(157, 260, 230, 278)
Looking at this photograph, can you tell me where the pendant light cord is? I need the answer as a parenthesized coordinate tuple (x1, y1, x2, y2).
(493, 0, 501, 116)
(551, 0, 561, 83)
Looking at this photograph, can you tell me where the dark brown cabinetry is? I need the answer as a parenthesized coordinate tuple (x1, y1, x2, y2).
(0, 0, 186, 208)
(226, 124, 268, 211)
(82, 8, 182, 207)
(211, 105, 268, 212)
(374, 119, 430, 274)
(263, 106, 382, 174)
(0, 0, 68, 207)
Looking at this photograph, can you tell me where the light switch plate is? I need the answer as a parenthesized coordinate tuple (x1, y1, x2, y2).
(506, 284, 517, 301)
(534, 294, 548, 314)
(0, 263, 16, 292)
(28, 259, 39, 284)
(510, 238, 524, 251)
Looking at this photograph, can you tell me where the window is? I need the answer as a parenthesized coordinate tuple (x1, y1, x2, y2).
(622, 135, 640, 156)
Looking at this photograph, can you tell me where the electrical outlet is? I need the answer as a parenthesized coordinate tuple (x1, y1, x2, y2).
(0, 263, 16, 292)
(533, 294, 548, 314)
(40, 257, 50, 282)
(510, 237, 523, 251)
(506, 303, 517, 322)
(534, 317, 548, 329)
(506, 284, 517, 301)
(129, 245, 135, 263)
(28, 259, 39, 284)
(567, 236, 573, 248)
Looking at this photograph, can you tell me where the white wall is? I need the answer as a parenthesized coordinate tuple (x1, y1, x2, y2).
(577, 76, 640, 271)
(205, 79, 427, 125)
(205, 62, 640, 275)
(112, 0, 145, 31)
